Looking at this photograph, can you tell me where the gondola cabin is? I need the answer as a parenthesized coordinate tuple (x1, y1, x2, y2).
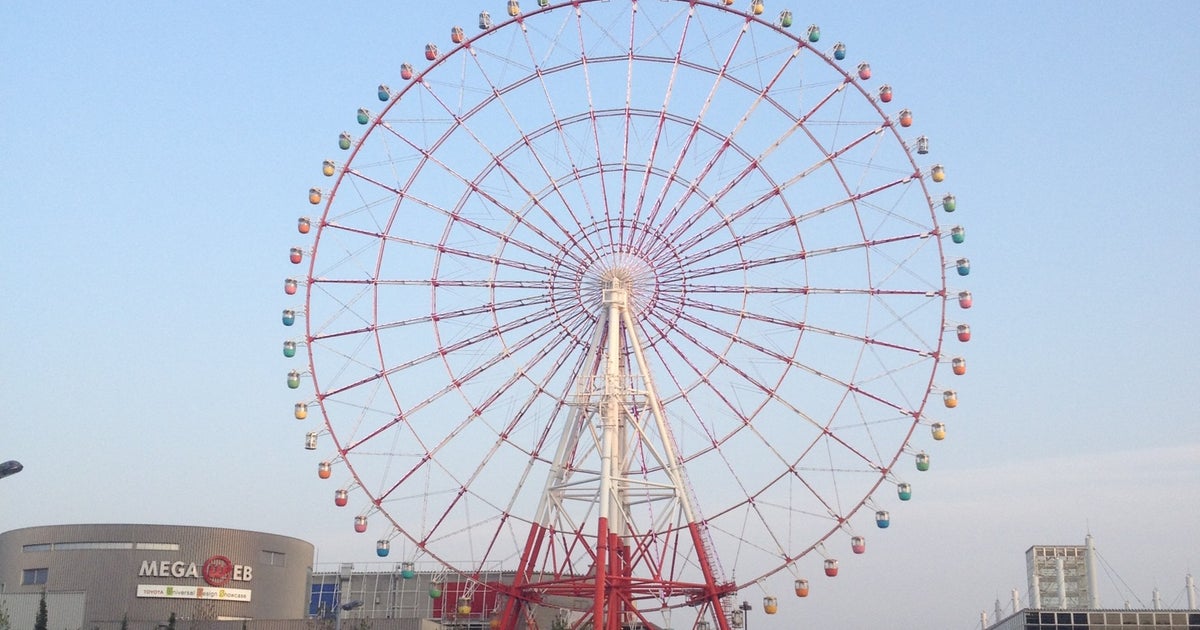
(952, 357, 967, 375)
(309, 187, 322, 204)
(943, 390, 958, 408)
(751, 0, 764, 15)
(824, 559, 839, 577)
(401, 562, 416, 579)
(942, 193, 957, 212)
(378, 84, 391, 101)
(931, 422, 947, 441)
(357, 108, 370, 125)
(931, 164, 946, 182)
(507, 0, 520, 17)
(283, 308, 298, 327)
(376, 540, 390, 557)
(283, 340, 297, 358)
(807, 24, 820, 42)
(297, 217, 311, 234)
(287, 369, 301, 388)
(305, 432, 317, 451)
(778, 11, 792, 27)
(875, 510, 890, 528)
(294, 402, 308, 419)
(284, 278, 299, 295)
(851, 536, 866, 554)
(425, 44, 438, 61)
(898, 109, 913, 128)
(339, 132, 352, 150)
(951, 225, 966, 244)
(763, 596, 778, 614)
(916, 135, 929, 154)
(958, 291, 973, 309)
(354, 515, 368, 533)
(722, 0, 734, 6)
(457, 597, 472, 616)
(479, 11, 493, 29)
(290, 248, 304, 264)
(956, 323, 971, 342)
(538, 0, 549, 6)
(857, 62, 871, 80)
(318, 461, 332, 479)
(879, 84, 893, 103)
(335, 489, 348, 507)
(322, 160, 336, 177)
(401, 63, 415, 80)
(833, 42, 846, 60)
(794, 579, 810, 597)
(451, 26, 465, 44)
(897, 482, 912, 501)
(956, 258, 971, 276)
(429, 584, 443, 598)
(916, 451, 931, 471)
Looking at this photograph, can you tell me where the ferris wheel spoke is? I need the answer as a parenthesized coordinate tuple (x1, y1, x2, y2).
(615, 2, 638, 240)
(320, 301, 562, 403)
(636, 310, 761, 428)
(645, 76, 808, 258)
(631, 10, 750, 246)
(656, 130, 898, 265)
(573, 18, 620, 246)
(339, 166, 582, 271)
(370, 116, 594, 268)
(459, 32, 619, 256)
(682, 284, 934, 298)
(373, 303, 592, 457)
(670, 307, 911, 423)
(361, 292, 558, 338)
(625, 8, 694, 233)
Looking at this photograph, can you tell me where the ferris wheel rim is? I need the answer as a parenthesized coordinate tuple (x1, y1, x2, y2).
(289, 0, 962, 610)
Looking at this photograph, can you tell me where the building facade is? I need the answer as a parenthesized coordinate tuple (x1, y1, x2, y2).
(1026, 538, 1098, 610)
(987, 609, 1200, 630)
(0, 524, 314, 629)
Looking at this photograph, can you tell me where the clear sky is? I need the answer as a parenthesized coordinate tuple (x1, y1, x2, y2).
(2, 3, 1198, 630)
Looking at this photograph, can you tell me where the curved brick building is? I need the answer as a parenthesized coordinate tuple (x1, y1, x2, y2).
(0, 524, 314, 628)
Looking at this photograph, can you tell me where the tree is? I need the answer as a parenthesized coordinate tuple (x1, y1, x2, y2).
(0, 599, 11, 630)
(34, 593, 48, 630)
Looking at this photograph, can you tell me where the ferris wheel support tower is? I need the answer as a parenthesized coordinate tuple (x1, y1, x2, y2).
(498, 270, 735, 630)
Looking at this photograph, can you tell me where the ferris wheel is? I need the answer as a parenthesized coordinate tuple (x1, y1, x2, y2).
(282, 1, 971, 628)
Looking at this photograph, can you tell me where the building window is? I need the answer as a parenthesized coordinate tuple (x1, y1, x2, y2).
(54, 542, 133, 550)
(136, 543, 180, 551)
(21, 544, 52, 552)
(22, 568, 48, 585)
(261, 550, 286, 566)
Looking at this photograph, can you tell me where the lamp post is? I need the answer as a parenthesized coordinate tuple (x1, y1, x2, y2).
(336, 600, 363, 630)
(0, 460, 22, 480)
(739, 600, 752, 630)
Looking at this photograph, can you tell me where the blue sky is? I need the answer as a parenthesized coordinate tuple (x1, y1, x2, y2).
(2, 3, 1198, 629)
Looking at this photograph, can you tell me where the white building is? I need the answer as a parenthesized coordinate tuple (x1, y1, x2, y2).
(983, 536, 1199, 630)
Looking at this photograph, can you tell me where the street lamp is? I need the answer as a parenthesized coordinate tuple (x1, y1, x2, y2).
(739, 600, 752, 630)
(335, 600, 363, 630)
(0, 460, 22, 480)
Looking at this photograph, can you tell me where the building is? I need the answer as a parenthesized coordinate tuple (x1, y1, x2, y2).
(310, 562, 505, 630)
(0, 524, 314, 630)
(986, 609, 1200, 630)
(0, 525, 554, 630)
(983, 535, 1200, 630)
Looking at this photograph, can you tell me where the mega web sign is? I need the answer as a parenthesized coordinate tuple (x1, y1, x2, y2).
(136, 555, 252, 602)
